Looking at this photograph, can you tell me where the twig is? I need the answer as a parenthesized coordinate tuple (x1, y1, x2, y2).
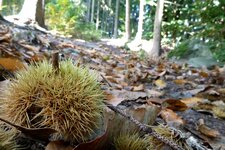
(52, 51, 59, 73)
(49, 41, 60, 73)
(104, 102, 185, 150)
(101, 74, 112, 87)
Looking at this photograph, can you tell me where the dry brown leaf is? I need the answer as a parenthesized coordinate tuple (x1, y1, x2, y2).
(0, 33, 11, 42)
(105, 76, 118, 84)
(45, 141, 74, 150)
(197, 119, 220, 138)
(74, 130, 108, 150)
(162, 99, 188, 111)
(114, 66, 125, 71)
(157, 70, 167, 77)
(174, 79, 188, 85)
(133, 84, 144, 91)
(191, 69, 198, 73)
(30, 54, 46, 61)
(181, 97, 203, 107)
(0, 58, 26, 71)
(171, 63, 181, 72)
(212, 106, 225, 119)
(0, 117, 57, 141)
(160, 108, 184, 126)
(146, 89, 164, 98)
(199, 71, 209, 78)
(19, 43, 40, 52)
(155, 79, 167, 89)
(147, 98, 165, 105)
(104, 91, 124, 106)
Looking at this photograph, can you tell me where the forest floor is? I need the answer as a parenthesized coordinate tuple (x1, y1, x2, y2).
(0, 19, 225, 150)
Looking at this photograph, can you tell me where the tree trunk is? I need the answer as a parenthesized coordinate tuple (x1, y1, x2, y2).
(135, 0, 145, 42)
(0, 0, 2, 11)
(86, 0, 91, 22)
(96, 0, 100, 30)
(91, 0, 95, 23)
(125, 0, 131, 41)
(19, 0, 45, 28)
(36, 0, 45, 28)
(113, 0, 120, 38)
(148, 0, 164, 58)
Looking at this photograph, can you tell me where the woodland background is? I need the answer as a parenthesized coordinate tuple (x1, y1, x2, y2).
(1, 0, 225, 64)
(0, 0, 225, 150)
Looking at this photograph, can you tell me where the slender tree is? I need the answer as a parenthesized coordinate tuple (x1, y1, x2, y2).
(135, 0, 145, 42)
(91, 0, 95, 23)
(113, 0, 120, 38)
(148, 0, 164, 58)
(19, 0, 45, 28)
(0, 0, 2, 10)
(96, 0, 100, 30)
(86, 0, 91, 22)
(125, 0, 131, 40)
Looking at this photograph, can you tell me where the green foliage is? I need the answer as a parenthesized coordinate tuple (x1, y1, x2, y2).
(1, 0, 24, 15)
(46, 0, 101, 41)
(209, 40, 225, 62)
(167, 40, 190, 59)
(192, 0, 225, 40)
(168, 38, 225, 63)
(73, 22, 102, 41)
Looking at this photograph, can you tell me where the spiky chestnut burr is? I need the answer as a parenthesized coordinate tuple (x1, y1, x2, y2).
(1, 60, 104, 144)
(0, 125, 18, 150)
(146, 125, 186, 150)
(114, 133, 148, 150)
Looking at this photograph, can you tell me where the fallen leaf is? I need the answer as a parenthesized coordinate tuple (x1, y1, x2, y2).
(155, 79, 167, 89)
(147, 98, 165, 105)
(0, 58, 26, 71)
(199, 71, 209, 78)
(104, 93, 124, 106)
(173, 79, 188, 85)
(45, 141, 74, 150)
(181, 97, 203, 107)
(105, 76, 118, 84)
(0, 117, 57, 141)
(212, 106, 225, 119)
(146, 89, 164, 98)
(197, 119, 220, 138)
(19, 43, 40, 52)
(162, 99, 188, 111)
(133, 84, 144, 91)
(74, 130, 108, 150)
(160, 108, 184, 127)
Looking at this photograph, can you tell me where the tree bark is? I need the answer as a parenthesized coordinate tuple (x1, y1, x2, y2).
(135, 0, 145, 42)
(96, 0, 100, 30)
(36, 0, 45, 28)
(18, 0, 45, 28)
(113, 0, 120, 38)
(148, 0, 164, 58)
(125, 0, 131, 41)
(91, 0, 95, 23)
(86, 0, 91, 22)
(0, 0, 2, 10)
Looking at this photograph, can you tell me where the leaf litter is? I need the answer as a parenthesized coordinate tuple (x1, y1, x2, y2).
(0, 21, 224, 150)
